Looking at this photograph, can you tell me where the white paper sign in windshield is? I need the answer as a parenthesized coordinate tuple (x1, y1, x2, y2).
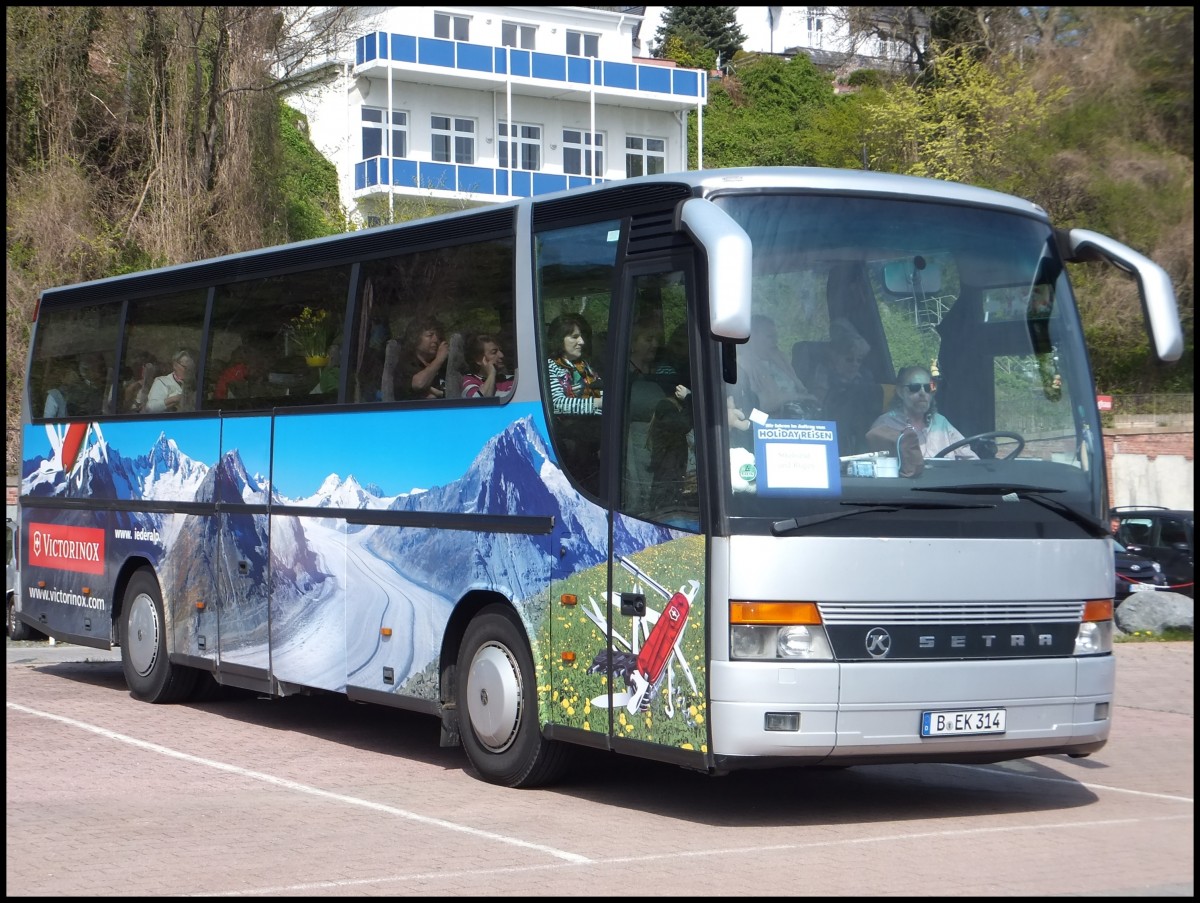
(752, 419, 841, 497)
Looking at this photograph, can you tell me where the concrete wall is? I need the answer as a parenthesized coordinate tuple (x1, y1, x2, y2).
(1104, 429, 1194, 511)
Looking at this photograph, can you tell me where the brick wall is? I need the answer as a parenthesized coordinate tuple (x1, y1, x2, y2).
(1104, 429, 1194, 511)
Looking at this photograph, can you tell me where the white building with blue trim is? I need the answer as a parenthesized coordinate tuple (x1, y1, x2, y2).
(286, 7, 709, 225)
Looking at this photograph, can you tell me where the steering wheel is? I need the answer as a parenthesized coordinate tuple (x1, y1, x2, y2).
(935, 430, 1025, 460)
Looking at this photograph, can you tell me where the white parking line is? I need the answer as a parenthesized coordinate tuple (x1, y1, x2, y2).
(948, 761, 1195, 803)
(200, 813, 1196, 896)
(6, 701, 591, 865)
(9, 699, 1191, 898)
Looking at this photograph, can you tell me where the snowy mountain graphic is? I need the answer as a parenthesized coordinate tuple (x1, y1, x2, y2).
(21, 429, 210, 503)
(21, 413, 681, 698)
(290, 473, 399, 510)
(360, 416, 673, 595)
(21, 414, 674, 608)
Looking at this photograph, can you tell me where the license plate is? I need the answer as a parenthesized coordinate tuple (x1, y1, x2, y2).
(1129, 583, 1160, 593)
(921, 708, 1006, 737)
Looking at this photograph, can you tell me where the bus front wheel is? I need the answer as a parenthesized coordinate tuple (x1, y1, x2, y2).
(121, 569, 196, 703)
(456, 605, 568, 788)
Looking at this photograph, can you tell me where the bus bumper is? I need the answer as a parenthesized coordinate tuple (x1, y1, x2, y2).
(708, 654, 1113, 762)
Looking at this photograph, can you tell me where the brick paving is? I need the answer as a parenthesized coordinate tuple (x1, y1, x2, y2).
(6, 641, 1193, 897)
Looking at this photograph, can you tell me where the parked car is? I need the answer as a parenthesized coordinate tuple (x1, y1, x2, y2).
(7, 516, 26, 639)
(1113, 539, 1168, 603)
(1111, 506, 1194, 598)
(5, 516, 45, 641)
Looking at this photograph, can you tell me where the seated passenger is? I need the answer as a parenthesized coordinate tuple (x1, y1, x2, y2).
(121, 351, 159, 413)
(628, 317, 675, 412)
(145, 348, 196, 413)
(461, 334, 514, 399)
(625, 319, 668, 509)
(867, 365, 978, 470)
(383, 317, 448, 401)
(42, 358, 79, 419)
(647, 383, 694, 511)
(72, 352, 110, 414)
(215, 345, 261, 400)
(738, 314, 819, 418)
(546, 313, 602, 415)
(808, 318, 882, 455)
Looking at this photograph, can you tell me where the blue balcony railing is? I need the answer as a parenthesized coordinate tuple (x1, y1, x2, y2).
(354, 32, 706, 103)
(354, 157, 605, 199)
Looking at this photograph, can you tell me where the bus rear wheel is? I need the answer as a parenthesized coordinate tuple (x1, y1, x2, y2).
(121, 568, 196, 703)
(456, 605, 568, 788)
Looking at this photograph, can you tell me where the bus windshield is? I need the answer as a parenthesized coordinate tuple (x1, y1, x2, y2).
(712, 192, 1102, 538)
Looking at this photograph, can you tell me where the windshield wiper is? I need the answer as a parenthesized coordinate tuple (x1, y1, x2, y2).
(772, 500, 993, 536)
(911, 484, 1109, 538)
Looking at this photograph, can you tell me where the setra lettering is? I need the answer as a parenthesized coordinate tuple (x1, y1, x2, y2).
(917, 633, 1056, 651)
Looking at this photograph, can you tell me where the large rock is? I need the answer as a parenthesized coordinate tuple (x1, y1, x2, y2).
(1114, 591, 1194, 635)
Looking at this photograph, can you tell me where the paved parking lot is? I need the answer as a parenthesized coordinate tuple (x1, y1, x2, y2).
(6, 639, 1193, 896)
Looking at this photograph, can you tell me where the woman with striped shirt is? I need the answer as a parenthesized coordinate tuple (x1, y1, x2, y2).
(546, 313, 603, 416)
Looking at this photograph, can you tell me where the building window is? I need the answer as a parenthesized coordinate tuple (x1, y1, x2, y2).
(434, 12, 469, 42)
(431, 115, 476, 164)
(563, 129, 604, 176)
(499, 122, 542, 171)
(362, 108, 408, 159)
(502, 22, 535, 50)
(566, 30, 599, 58)
(808, 7, 825, 33)
(625, 135, 665, 178)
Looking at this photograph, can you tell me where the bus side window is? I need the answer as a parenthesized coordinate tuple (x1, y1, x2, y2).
(621, 271, 698, 530)
(28, 304, 122, 419)
(544, 311, 604, 494)
(353, 237, 515, 406)
(121, 291, 207, 415)
(206, 265, 351, 410)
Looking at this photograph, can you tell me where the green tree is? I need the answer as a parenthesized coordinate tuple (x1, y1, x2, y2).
(861, 48, 1068, 191)
(653, 6, 746, 70)
(277, 105, 348, 239)
(696, 54, 836, 168)
(5, 6, 356, 471)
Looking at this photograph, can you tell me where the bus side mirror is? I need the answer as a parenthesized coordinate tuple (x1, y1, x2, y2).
(675, 198, 752, 342)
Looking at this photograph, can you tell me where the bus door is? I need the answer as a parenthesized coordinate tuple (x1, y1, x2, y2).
(598, 260, 709, 757)
(214, 414, 273, 680)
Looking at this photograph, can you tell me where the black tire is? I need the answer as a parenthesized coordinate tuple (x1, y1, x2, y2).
(188, 671, 244, 702)
(120, 568, 196, 703)
(7, 593, 34, 641)
(456, 605, 569, 788)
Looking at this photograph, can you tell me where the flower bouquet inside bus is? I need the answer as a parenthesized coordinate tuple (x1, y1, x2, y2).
(286, 307, 331, 367)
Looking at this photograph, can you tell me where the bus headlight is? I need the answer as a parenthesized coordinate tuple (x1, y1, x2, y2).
(1075, 599, 1113, 654)
(729, 601, 833, 661)
(1075, 620, 1113, 655)
(730, 625, 777, 658)
(776, 625, 833, 659)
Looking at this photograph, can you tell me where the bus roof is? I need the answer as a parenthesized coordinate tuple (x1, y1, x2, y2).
(36, 166, 1047, 308)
